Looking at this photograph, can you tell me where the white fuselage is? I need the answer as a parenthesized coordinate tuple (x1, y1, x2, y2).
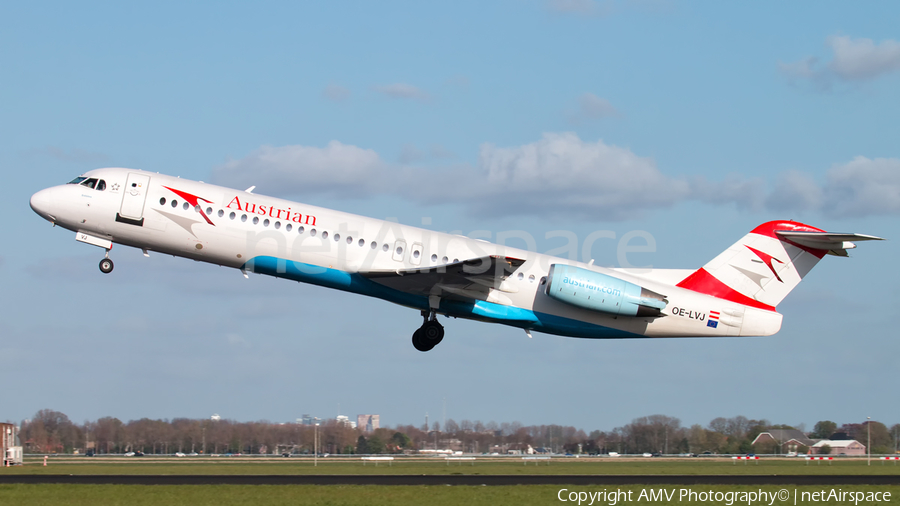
(30, 168, 783, 340)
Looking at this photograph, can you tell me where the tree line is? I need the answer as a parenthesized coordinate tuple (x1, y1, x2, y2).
(11, 410, 900, 455)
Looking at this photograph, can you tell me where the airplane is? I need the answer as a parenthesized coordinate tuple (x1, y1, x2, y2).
(29, 168, 883, 351)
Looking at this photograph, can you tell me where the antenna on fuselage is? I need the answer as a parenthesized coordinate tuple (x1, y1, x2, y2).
(245, 186, 255, 193)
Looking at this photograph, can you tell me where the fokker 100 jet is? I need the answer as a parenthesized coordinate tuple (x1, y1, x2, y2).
(30, 168, 882, 351)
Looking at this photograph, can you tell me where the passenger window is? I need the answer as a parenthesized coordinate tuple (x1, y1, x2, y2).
(96, 180, 106, 191)
(160, 197, 167, 205)
(171, 200, 178, 208)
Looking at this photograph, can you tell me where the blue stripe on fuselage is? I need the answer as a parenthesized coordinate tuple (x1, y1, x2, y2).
(244, 256, 643, 339)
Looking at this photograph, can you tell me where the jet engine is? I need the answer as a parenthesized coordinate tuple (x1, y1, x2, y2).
(545, 264, 667, 317)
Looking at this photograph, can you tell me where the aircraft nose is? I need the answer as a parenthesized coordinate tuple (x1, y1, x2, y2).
(30, 188, 55, 221)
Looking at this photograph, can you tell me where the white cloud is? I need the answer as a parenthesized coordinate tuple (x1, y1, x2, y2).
(398, 144, 424, 163)
(429, 144, 456, 159)
(471, 132, 687, 218)
(759, 157, 900, 218)
(764, 170, 823, 213)
(823, 156, 900, 217)
(398, 144, 455, 163)
(322, 83, 350, 102)
(373, 83, 430, 101)
(828, 36, 900, 81)
(212, 133, 688, 220)
(209, 136, 900, 221)
(569, 93, 620, 123)
(691, 175, 766, 211)
(211, 142, 390, 198)
(779, 35, 900, 88)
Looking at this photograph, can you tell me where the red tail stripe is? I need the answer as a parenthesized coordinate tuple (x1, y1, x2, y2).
(751, 220, 825, 238)
(676, 268, 776, 312)
(751, 220, 827, 259)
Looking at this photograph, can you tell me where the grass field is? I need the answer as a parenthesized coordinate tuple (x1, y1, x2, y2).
(3, 458, 899, 505)
(4, 455, 900, 475)
(0, 484, 898, 506)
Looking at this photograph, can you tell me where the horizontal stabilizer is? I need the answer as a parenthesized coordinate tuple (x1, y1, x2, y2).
(775, 231, 885, 256)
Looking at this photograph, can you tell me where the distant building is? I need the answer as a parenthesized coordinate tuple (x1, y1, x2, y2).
(336, 415, 356, 428)
(1, 423, 23, 466)
(751, 429, 817, 454)
(811, 439, 866, 456)
(357, 414, 379, 433)
(298, 415, 322, 426)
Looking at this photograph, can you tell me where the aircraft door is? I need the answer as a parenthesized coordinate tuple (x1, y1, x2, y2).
(117, 173, 151, 226)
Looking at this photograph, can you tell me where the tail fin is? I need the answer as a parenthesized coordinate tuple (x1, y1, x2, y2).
(676, 220, 883, 310)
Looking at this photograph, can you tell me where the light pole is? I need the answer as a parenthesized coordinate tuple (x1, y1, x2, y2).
(867, 417, 871, 466)
(314, 423, 319, 467)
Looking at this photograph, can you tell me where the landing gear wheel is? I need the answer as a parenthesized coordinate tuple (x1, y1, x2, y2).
(422, 320, 444, 345)
(412, 328, 431, 352)
(99, 258, 114, 274)
(411, 316, 444, 352)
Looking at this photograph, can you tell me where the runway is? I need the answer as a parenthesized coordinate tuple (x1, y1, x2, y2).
(2, 475, 899, 485)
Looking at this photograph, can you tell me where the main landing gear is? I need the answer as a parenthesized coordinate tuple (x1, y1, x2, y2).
(99, 251, 114, 274)
(412, 311, 444, 352)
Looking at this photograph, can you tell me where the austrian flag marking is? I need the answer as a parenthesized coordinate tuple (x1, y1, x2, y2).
(708, 311, 720, 328)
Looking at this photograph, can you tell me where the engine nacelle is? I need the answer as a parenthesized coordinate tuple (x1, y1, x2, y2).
(545, 264, 667, 317)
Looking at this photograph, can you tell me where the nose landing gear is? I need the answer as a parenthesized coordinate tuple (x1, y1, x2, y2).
(412, 311, 444, 352)
(99, 251, 114, 274)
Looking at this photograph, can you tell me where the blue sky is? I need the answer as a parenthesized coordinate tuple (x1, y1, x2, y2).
(2, 1, 899, 433)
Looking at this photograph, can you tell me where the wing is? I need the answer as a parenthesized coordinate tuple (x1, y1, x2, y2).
(361, 255, 526, 301)
(775, 231, 885, 257)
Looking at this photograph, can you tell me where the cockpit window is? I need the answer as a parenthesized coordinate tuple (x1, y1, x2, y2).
(68, 177, 87, 185)
(80, 178, 98, 189)
(96, 179, 106, 191)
